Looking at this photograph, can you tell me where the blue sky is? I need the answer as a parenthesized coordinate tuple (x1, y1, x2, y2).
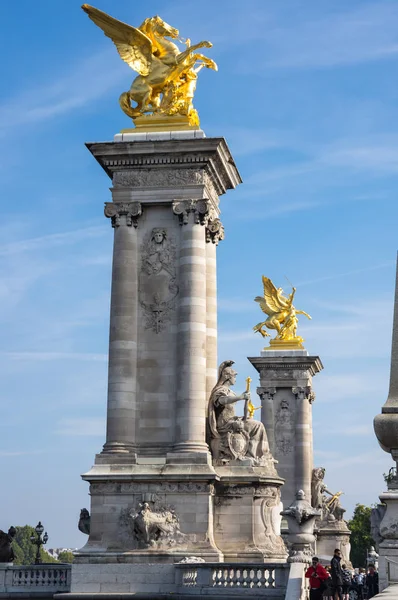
(1, 0, 398, 548)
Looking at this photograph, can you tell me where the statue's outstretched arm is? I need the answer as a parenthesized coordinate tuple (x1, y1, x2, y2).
(217, 393, 247, 406)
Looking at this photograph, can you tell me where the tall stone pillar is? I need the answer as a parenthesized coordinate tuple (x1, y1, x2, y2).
(374, 258, 398, 590)
(77, 131, 241, 570)
(102, 202, 142, 455)
(249, 350, 323, 507)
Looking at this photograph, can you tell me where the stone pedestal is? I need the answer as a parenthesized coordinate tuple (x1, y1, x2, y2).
(249, 349, 323, 507)
(316, 521, 352, 566)
(213, 466, 287, 563)
(76, 130, 242, 578)
(377, 485, 398, 589)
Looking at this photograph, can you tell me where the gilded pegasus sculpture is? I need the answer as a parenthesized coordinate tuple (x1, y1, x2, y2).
(82, 5, 217, 127)
(253, 276, 311, 348)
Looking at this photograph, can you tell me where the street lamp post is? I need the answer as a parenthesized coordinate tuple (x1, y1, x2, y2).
(30, 522, 48, 564)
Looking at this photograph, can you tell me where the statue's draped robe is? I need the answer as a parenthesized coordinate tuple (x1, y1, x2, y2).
(208, 384, 270, 459)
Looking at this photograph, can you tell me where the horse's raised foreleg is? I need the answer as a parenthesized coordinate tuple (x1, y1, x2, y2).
(176, 41, 212, 64)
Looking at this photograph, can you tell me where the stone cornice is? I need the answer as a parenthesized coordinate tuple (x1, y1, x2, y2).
(248, 355, 323, 377)
(86, 137, 242, 197)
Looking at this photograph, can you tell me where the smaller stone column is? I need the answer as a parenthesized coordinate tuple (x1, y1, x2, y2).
(205, 219, 224, 401)
(170, 199, 210, 461)
(257, 386, 276, 455)
(293, 386, 315, 501)
(102, 202, 142, 455)
(249, 350, 323, 507)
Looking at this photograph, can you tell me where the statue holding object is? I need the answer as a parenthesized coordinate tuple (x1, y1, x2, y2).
(207, 360, 275, 469)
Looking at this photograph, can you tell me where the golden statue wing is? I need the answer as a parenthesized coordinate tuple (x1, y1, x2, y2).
(82, 4, 153, 76)
(262, 276, 284, 313)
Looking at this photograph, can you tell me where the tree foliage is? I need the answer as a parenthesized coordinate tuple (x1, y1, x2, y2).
(57, 550, 74, 563)
(12, 526, 57, 565)
(348, 504, 375, 568)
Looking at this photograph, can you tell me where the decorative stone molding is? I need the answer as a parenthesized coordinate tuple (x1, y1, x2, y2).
(257, 387, 276, 401)
(113, 168, 203, 188)
(205, 218, 224, 245)
(90, 481, 211, 495)
(220, 485, 279, 498)
(104, 202, 142, 227)
(293, 385, 315, 403)
(172, 199, 210, 225)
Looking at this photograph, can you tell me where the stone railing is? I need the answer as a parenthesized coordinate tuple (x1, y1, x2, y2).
(175, 562, 289, 597)
(0, 564, 71, 596)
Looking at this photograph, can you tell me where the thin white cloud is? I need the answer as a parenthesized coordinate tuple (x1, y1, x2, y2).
(2, 352, 107, 362)
(0, 225, 107, 257)
(0, 50, 127, 132)
(55, 418, 105, 436)
(257, 2, 398, 70)
(0, 450, 44, 457)
(297, 261, 395, 287)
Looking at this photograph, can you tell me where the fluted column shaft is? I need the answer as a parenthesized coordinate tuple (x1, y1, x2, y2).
(206, 241, 218, 401)
(103, 205, 140, 454)
(294, 387, 312, 499)
(174, 208, 208, 453)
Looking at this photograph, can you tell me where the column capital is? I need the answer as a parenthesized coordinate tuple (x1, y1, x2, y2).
(172, 199, 210, 226)
(257, 386, 276, 399)
(206, 218, 225, 245)
(292, 385, 316, 404)
(104, 202, 142, 228)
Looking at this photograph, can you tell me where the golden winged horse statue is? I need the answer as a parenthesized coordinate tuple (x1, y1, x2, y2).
(82, 5, 217, 127)
(253, 276, 311, 348)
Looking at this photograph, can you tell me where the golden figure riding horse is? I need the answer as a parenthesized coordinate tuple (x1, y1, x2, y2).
(82, 5, 217, 126)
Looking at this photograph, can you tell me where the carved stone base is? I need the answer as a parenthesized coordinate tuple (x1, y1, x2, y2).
(213, 466, 287, 563)
(316, 523, 352, 567)
(78, 463, 221, 565)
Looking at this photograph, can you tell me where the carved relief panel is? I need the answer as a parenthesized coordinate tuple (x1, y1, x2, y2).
(274, 396, 294, 456)
(139, 227, 178, 333)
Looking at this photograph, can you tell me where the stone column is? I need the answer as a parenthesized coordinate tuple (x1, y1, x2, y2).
(171, 199, 209, 458)
(205, 218, 224, 401)
(102, 202, 142, 454)
(293, 386, 314, 500)
(249, 351, 323, 507)
(257, 386, 276, 455)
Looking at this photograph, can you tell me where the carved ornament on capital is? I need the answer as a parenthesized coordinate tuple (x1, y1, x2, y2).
(206, 218, 225, 245)
(172, 199, 210, 225)
(104, 202, 142, 228)
(292, 386, 316, 404)
(257, 386, 276, 402)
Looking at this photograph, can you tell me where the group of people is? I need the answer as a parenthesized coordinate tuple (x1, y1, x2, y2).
(305, 549, 379, 600)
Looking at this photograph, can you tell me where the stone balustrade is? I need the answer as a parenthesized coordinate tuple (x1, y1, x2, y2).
(175, 562, 289, 597)
(0, 564, 71, 596)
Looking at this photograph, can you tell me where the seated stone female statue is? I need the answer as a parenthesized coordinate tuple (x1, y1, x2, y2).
(208, 360, 271, 465)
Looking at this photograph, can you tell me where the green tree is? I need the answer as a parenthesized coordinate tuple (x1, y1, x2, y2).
(12, 526, 57, 565)
(348, 504, 375, 568)
(57, 550, 74, 563)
